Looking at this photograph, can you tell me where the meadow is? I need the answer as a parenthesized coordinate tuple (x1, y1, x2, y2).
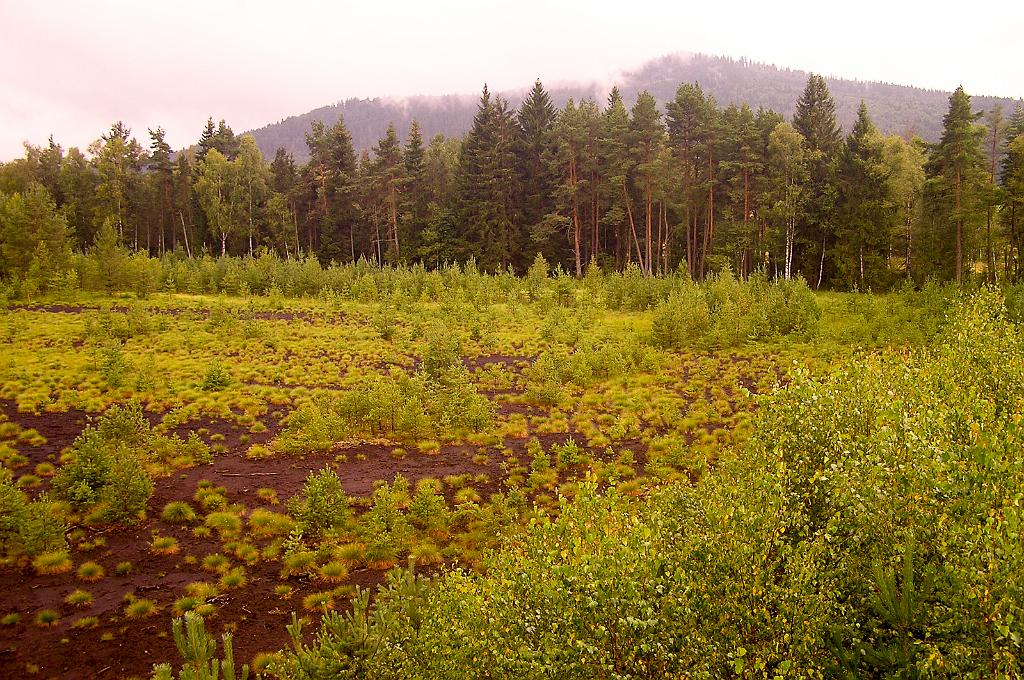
(1, 261, 1015, 678)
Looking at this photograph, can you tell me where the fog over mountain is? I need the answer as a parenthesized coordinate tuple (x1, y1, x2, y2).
(247, 52, 1022, 162)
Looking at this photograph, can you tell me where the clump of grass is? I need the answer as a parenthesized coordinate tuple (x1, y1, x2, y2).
(173, 596, 202, 615)
(34, 609, 60, 627)
(256, 487, 279, 505)
(185, 581, 220, 601)
(335, 542, 365, 567)
(279, 551, 317, 578)
(114, 561, 133, 576)
(76, 561, 105, 582)
(150, 535, 179, 555)
(302, 591, 335, 613)
(317, 561, 349, 583)
(453, 487, 481, 505)
(161, 501, 197, 523)
(33, 550, 72, 575)
(410, 542, 443, 566)
(16, 474, 41, 489)
(65, 590, 94, 607)
(274, 584, 293, 599)
(1, 613, 21, 626)
(124, 598, 158, 618)
(72, 616, 99, 629)
(201, 553, 231, 574)
(220, 567, 246, 589)
(34, 462, 55, 477)
(205, 511, 243, 539)
(248, 509, 294, 538)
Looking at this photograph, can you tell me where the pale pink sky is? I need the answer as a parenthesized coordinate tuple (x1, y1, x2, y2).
(2, 0, 1022, 160)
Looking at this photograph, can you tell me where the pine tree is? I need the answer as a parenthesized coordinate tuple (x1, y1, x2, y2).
(0, 183, 72, 278)
(550, 99, 587, 274)
(148, 127, 174, 255)
(924, 86, 986, 284)
(628, 91, 666, 276)
(90, 122, 143, 248)
(1001, 104, 1024, 279)
(666, 83, 718, 278)
(600, 87, 636, 270)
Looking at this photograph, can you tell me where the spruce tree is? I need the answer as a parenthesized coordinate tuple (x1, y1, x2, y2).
(516, 80, 559, 269)
(834, 102, 891, 289)
(305, 118, 357, 262)
(401, 120, 429, 260)
(455, 85, 519, 270)
(792, 74, 841, 285)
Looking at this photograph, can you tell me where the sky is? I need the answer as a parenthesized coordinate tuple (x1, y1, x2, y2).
(2, 0, 1023, 161)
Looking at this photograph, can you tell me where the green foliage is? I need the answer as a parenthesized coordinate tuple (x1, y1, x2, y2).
(50, 401, 155, 523)
(151, 611, 249, 680)
(267, 291, 1024, 677)
(275, 366, 493, 453)
(0, 473, 67, 557)
(651, 270, 820, 349)
(286, 468, 351, 539)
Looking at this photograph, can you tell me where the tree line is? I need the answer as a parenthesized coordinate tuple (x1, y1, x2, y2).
(2, 75, 1023, 289)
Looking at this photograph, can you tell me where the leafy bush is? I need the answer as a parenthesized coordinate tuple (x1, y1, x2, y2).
(274, 367, 493, 453)
(0, 474, 67, 557)
(263, 291, 1024, 678)
(651, 270, 820, 349)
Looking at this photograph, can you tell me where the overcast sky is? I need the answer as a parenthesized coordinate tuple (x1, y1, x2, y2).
(2, 0, 1022, 161)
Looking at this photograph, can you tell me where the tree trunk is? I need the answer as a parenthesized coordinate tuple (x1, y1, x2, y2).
(955, 168, 963, 285)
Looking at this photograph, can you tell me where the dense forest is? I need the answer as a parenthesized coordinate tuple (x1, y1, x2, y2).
(2, 73, 1024, 291)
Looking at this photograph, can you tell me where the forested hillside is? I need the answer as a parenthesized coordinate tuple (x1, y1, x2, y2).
(3, 71, 1024, 293)
(248, 53, 1021, 161)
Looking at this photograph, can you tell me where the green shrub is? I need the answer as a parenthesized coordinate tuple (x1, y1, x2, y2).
(287, 468, 350, 538)
(50, 402, 154, 524)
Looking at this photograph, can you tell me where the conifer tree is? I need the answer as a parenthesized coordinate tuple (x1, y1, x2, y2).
(270, 148, 300, 256)
(629, 91, 666, 276)
(792, 74, 841, 285)
(1001, 105, 1024, 279)
(834, 103, 891, 289)
(924, 86, 986, 284)
(401, 120, 429, 260)
(455, 86, 519, 270)
(371, 123, 405, 262)
(305, 118, 357, 262)
(516, 80, 559, 268)
(148, 127, 174, 255)
(600, 87, 637, 270)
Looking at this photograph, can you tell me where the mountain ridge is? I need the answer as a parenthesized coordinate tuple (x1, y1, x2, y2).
(247, 52, 1022, 162)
